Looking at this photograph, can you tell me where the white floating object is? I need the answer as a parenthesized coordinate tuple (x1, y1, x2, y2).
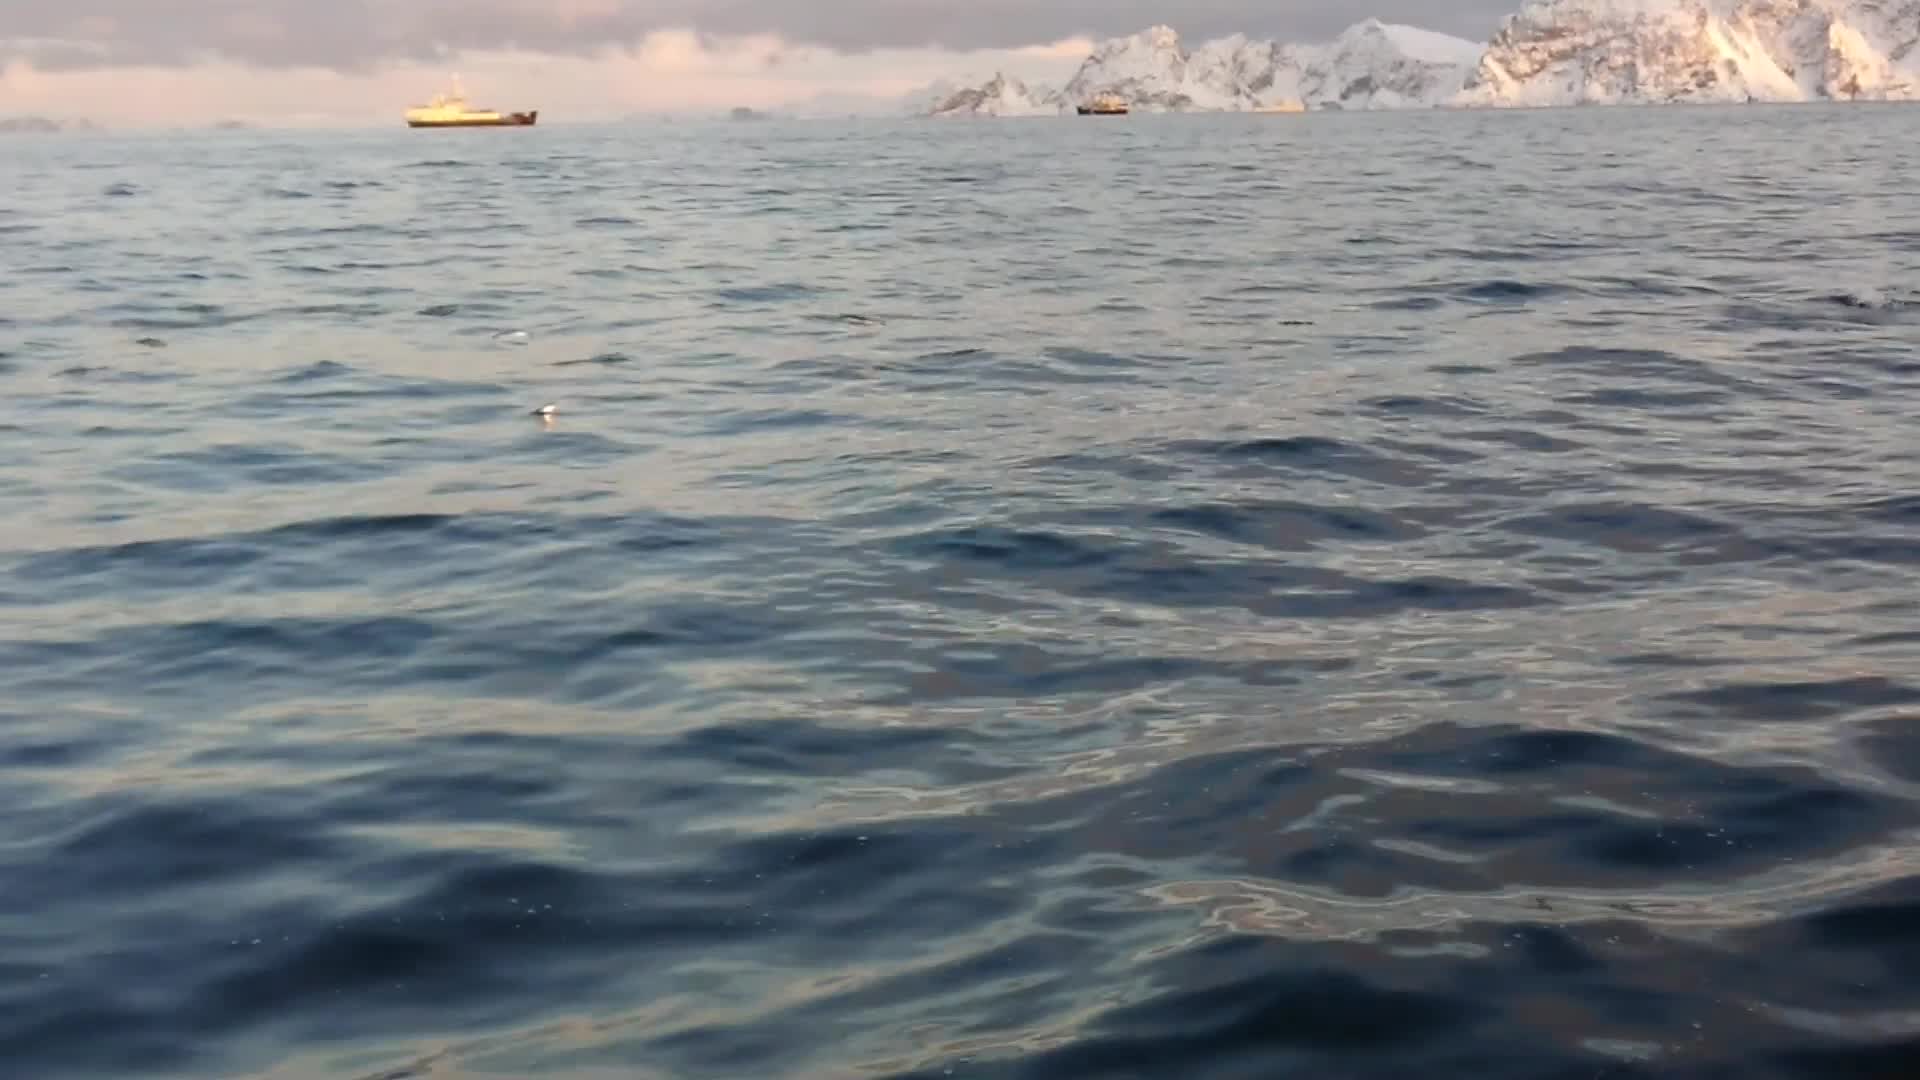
(530, 402, 557, 418)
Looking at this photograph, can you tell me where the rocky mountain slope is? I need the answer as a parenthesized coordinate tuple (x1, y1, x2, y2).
(921, 2, 1920, 114)
(1460, 0, 1920, 105)
(926, 20, 1481, 115)
(925, 73, 1068, 117)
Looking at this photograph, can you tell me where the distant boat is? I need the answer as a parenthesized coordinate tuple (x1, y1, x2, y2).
(405, 76, 537, 128)
(1077, 93, 1129, 115)
(1252, 100, 1306, 114)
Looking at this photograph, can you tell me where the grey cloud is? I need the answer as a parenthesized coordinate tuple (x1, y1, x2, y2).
(0, 2, 1521, 70)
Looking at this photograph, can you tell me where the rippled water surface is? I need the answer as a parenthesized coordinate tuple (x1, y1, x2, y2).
(5, 105, 1920, 1079)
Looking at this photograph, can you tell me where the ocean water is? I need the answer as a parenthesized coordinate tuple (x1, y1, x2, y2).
(3, 103, 1920, 1080)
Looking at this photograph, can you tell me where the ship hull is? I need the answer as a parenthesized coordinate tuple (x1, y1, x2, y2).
(1076, 106, 1128, 115)
(406, 111, 537, 128)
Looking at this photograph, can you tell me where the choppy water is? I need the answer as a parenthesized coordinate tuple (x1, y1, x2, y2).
(4, 104, 1920, 1079)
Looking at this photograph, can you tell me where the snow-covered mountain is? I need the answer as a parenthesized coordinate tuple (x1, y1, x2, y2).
(1057, 24, 1248, 111)
(923, 19, 1483, 115)
(1296, 20, 1488, 107)
(1460, 0, 1920, 105)
(926, 73, 1068, 117)
(916, 2, 1920, 115)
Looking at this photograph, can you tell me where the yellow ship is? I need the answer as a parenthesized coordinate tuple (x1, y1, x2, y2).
(404, 76, 537, 128)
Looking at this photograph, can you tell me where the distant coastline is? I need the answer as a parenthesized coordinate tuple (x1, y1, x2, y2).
(0, 116, 99, 134)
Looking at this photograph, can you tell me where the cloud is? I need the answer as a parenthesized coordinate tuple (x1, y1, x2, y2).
(0, 28, 1100, 127)
(0, 2, 1516, 71)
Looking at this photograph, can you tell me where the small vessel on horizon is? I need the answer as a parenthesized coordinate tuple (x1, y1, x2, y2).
(405, 76, 537, 128)
(1077, 93, 1129, 115)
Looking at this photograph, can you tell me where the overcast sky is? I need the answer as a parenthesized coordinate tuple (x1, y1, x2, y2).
(0, 2, 1521, 125)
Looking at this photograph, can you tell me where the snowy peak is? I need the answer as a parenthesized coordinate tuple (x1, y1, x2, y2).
(912, 19, 1479, 116)
(1074, 22, 1189, 78)
(902, 78, 970, 115)
(926, 72, 1065, 117)
(1064, 24, 1212, 110)
(1304, 20, 1489, 107)
(910, 3, 1920, 116)
(1460, 0, 1920, 105)
(1098, 24, 1186, 59)
(1053, 19, 1481, 112)
(1336, 18, 1485, 66)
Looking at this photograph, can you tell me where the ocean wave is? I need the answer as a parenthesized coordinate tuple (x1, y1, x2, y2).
(4, 105, 1920, 1080)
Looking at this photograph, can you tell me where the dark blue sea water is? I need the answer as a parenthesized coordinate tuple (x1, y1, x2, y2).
(4, 104, 1920, 1079)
